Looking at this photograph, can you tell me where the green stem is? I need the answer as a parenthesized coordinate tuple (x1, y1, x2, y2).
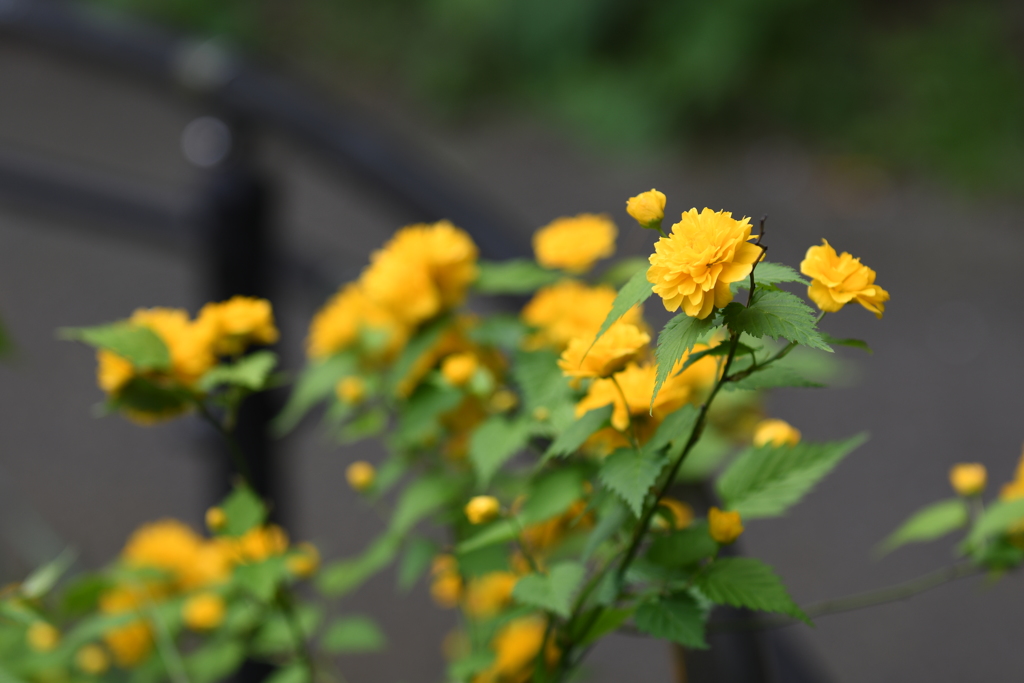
(276, 588, 317, 680)
(196, 401, 255, 487)
(143, 596, 191, 683)
(610, 375, 642, 453)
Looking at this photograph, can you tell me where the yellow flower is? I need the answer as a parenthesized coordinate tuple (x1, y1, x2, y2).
(205, 507, 227, 533)
(430, 555, 463, 608)
(97, 350, 135, 393)
(182, 592, 225, 631)
(346, 461, 376, 492)
(441, 352, 479, 387)
(463, 572, 519, 619)
(287, 542, 321, 578)
(232, 525, 289, 564)
(521, 280, 644, 351)
(654, 497, 694, 530)
(198, 296, 279, 356)
(626, 189, 666, 230)
(103, 620, 152, 668)
(75, 645, 111, 675)
(27, 621, 59, 652)
(558, 323, 650, 380)
(336, 376, 367, 405)
(306, 283, 409, 360)
(753, 419, 802, 447)
(647, 208, 763, 319)
(465, 496, 501, 525)
(533, 214, 617, 273)
(708, 507, 744, 545)
(130, 307, 218, 386)
(950, 463, 986, 497)
(474, 616, 556, 683)
(800, 240, 890, 318)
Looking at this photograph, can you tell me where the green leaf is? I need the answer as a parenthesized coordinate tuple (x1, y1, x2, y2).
(599, 256, 649, 287)
(234, 558, 287, 602)
(696, 558, 808, 623)
(0, 664, 28, 683)
(877, 498, 968, 555)
(822, 334, 872, 354)
(469, 416, 530, 486)
(391, 473, 466, 535)
(647, 523, 718, 568)
(582, 496, 627, 561)
(61, 322, 171, 371)
(724, 364, 824, 392)
(723, 290, 831, 352)
(20, 548, 75, 599)
(747, 261, 808, 287)
(965, 497, 1024, 547)
(397, 537, 439, 592)
(590, 267, 654, 347)
(265, 663, 310, 683)
(469, 313, 527, 350)
(271, 352, 356, 436)
(513, 350, 573, 413)
(599, 447, 669, 516)
(338, 407, 388, 444)
(221, 484, 267, 536)
(717, 434, 866, 519)
(387, 316, 449, 393)
(318, 533, 401, 597)
(186, 641, 246, 683)
(544, 405, 613, 459)
(108, 377, 191, 415)
(652, 313, 721, 405)
(457, 520, 519, 554)
(448, 651, 497, 682)
(322, 615, 387, 653)
(394, 382, 463, 449)
(643, 404, 700, 458)
(575, 606, 635, 647)
(198, 351, 278, 392)
(521, 468, 585, 524)
(512, 561, 586, 618)
(61, 573, 111, 615)
(634, 593, 708, 648)
(475, 259, 563, 294)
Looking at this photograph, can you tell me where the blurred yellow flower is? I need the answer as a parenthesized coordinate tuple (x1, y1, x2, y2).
(97, 350, 135, 394)
(130, 307, 218, 386)
(205, 506, 227, 533)
(103, 620, 152, 668)
(533, 214, 617, 273)
(647, 208, 762, 319)
(753, 419, 802, 447)
(182, 592, 225, 631)
(346, 461, 376, 492)
(232, 525, 289, 564)
(287, 542, 321, 578)
(336, 376, 367, 405)
(465, 496, 501, 525)
(654, 497, 694, 530)
(26, 621, 59, 652)
(430, 555, 463, 608)
(198, 296, 279, 356)
(800, 240, 889, 318)
(75, 645, 110, 675)
(521, 280, 644, 351)
(121, 519, 231, 590)
(558, 323, 649, 380)
(626, 189, 666, 229)
(708, 507, 744, 544)
(442, 352, 479, 387)
(950, 463, 986, 497)
(306, 283, 408, 360)
(474, 615, 555, 683)
(463, 572, 518, 619)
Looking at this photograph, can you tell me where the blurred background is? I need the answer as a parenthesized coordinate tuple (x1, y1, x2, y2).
(1, 0, 1023, 680)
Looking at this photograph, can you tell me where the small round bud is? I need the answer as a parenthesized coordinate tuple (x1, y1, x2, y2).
(489, 389, 519, 413)
(753, 419, 801, 447)
(287, 542, 321, 578)
(336, 376, 367, 405)
(626, 189, 666, 230)
(75, 644, 110, 675)
(27, 621, 59, 652)
(708, 507, 744, 545)
(441, 353, 478, 387)
(205, 506, 227, 533)
(950, 463, 987, 497)
(346, 461, 376, 492)
(465, 496, 501, 525)
(182, 593, 226, 631)
(654, 497, 694, 531)
(532, 406, 550, 422)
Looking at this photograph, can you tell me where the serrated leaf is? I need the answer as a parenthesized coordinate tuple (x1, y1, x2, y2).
(646, 523, 718, 568)
(391, 474, 464, 534)
(965, 497, 1024, 547)
(514, 349, 573, 413)
(544, 405, 613, 459)
(318, 533, 401, 597)
(723, 290, 831, 352)
(822, 334, 872, 354)
(322, 615, 386, 653)
(61, 322, 171, 371)
(748, 261, 808, 287)
(469, 416, 530, 486)
(521, 468, 585, 524)
(724, 364, 824, 392)
(653, 313, 721, 405)
(397, 537, 439, 592)
(20, 548, 75, 599)
(634, 593, 708, 648)
(221, 484, 267, 536)
(696, 558, 808, 623)
(717, 435, 866, 519)
(582, 496, 627, 561)
(590, 268, 654, 348)
(475, 259, 563, 293)
(511, 561, 586, 618)
(643, 404, 700, 458)
(599, 447, 668, 517)
(198, 351, 278, 392)
(877, 498, 968, 555)
(271, 352, 356, 436)
(394, 382, 463, 449)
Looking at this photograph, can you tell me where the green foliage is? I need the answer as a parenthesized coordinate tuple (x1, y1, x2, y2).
(198, 350, 278, 391)
(723, 290, 831, 353)
(61, 322, 171, 371)
(265, 664, 310, 683)
(634, 593, 708, 648)
(696, 558, 808, 623)
(717, 435, 866, 519)
(20, 549, 75, 599)
(475, 259, 563, 293)
(470, 416, 530, 485)
(647, 523, 718, 568)
(272, 352, 356, 436)
(964, 498, 1024, 548)
(512, 561, 586, 618)
(653, 312, 720, 403)
(878, 498, 968, 555)
(599, 447, 668, 516)
(235, 558, 288, 602)
(521, 467, 585, 524)
(221, 484, 267, 536)
(544, 405, 613, 459)
(822, 334, 872, 354)
(392, 473, 466, 534)
(599, 257, 649, 287)
(469, 313, 527, 350)
(250, 604, 322, 656)
(724, 363, 824, 392)
(186, 641, 246, 683)
(318, 533, 402, 597)
(322, 615, 387, 653)
(397, 537, 439, 591)
(591, 267, 654, 347)
(395, 382, 463, 449)
(387, 317, 449, 392)
(457, 520, 519, 554)
(752, 262, 808, 286)
(574, 606, 635, 647)
(514, 349, 574, 418)
(107, 376, 191, 415)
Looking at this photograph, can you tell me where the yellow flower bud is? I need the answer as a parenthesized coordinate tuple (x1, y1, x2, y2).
(708, 507, 744, 545)
(205, 506, 227, 533)
(752, 419, 801, 447)
(346, 461, 376, 492)
(336, 376, 366, 405)
(654, 497, 694, 530)
(950, 463, 987, 497)
(27, 621, 59, 652)
(431, 572, 463, 609)
(287, 542, 321, 578)
(532, 406, 550, 422)
(182, 592, 226, 631)
(75, 645, 111, 675)
(465, 496, 501, 525)
(489, 389, 518, 413)
(626, 189, 666, 230)
(441, 353, 479, 387)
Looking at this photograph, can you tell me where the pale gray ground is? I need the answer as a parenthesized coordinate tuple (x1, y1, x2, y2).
(1, 35, 1023, 683)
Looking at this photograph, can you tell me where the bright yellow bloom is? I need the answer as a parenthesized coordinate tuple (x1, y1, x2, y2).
(336, 376, 367, 405)
(708, 507, 744, 545)
(121, 519, 231, 590)
(520, 500, 594, 556)
(307, 283, 409, 360)
(346, 461, 376, 492)
(232, 525, 289, 564)
(521, 280, 644, 351)
(130, 307, 218, 386)
(950, 463, 987, 497)
(474, 616, 556, 683)
(103, 620, 152, 668)
(558, 323, 650, 380)
(198, 296, 279, 356)
(753, 419, 802, 447)
(430, 555, 463, 608)
(654, 497, 694, 530)
(647, 208, 763, 319)
(465, 496, 501, 525)
(533, 214, 617, 273)
(75, 645, 111, 675)
(463, 572, 519, 619)
(205, 507, 227, 533)
(287, 542, 321, 578)
(27, 621, 59, 652)
(97, 350, 135, 393)
(626, 189, 666, 229)
(442, 352, 479, 387)
(182, 592, 225, 631)
(800, 240, 890, 318)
